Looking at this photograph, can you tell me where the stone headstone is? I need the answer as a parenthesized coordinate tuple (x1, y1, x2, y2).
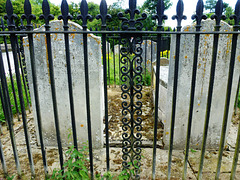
(141, 40, 157, 72)
(23, 20, 104, 148)
(157, 20, 240, 149)
(114, 44, 121, 55)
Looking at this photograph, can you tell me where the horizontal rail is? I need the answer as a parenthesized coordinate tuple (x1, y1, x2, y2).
(0, 31, 240, 35)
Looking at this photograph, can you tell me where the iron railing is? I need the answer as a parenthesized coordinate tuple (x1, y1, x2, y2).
(0, 0, 239, 179)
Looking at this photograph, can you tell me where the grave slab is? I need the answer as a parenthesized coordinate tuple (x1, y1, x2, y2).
(163, 20, 240, 149)
(23, 20, 104, 148)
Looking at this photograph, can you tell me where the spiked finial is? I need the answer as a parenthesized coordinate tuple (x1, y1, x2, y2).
(39, 0, 54, 28)
(4, 0, 18, 29)
(117, 0, 147, 30)
(210, 0, 226, 27)
(21, 0, 36, 30)
(172, 0, 187, 31)
(191, 0, 207, 30)
(96, 0, 112, 29)
(230, 0, 240, 29)
(152, 0, 168, 31)
(77, 0, 92, 30)
(58, 0, 73, 28)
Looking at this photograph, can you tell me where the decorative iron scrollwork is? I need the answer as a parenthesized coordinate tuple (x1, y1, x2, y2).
(118, 1, 145, 178)
(117, 0, 147, 31)
(120, 35, 143, 179)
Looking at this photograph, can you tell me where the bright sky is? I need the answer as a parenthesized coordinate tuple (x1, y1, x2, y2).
(49, 0, 237, 28)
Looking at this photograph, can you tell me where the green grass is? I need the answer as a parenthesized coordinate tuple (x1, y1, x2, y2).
(0, 75, 31, 122)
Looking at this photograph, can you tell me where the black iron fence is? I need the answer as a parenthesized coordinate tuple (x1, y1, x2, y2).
(0, 0, 239, 179)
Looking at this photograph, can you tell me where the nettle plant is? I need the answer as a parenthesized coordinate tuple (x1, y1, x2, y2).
(49, 142, 140, 179)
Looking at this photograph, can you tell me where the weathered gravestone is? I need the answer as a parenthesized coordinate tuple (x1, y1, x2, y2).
(114, 44, 122, 55)
(152, 58, 169, 122)
(141, 40, 157, 72)
(23, 20, 104, 148)
(154, 20, 240, 149)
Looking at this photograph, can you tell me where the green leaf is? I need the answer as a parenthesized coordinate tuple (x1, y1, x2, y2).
(191, 149, 197, 153)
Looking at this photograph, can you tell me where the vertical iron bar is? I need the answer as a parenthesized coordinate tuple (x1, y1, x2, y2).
(182, 24, 201, 179)
(0, 86, 7, 176)
(198, 26, 221, 180)
(102, 33, 110, 171)
(167, 29, 182, 180)
(82, 31, 94, 179)
(16, 37, 31, 112)
(150, 37, 153, 74)
(107, 38, 110, 87)
(0, 133, 7, 176)
(0, 46, 21, 176)
(44, 26, 64, 171)
(19, 35, 29, 91)
(130, 39, 134, 167)
(234, 77, 239, 115)
(27, 30, 48, 177)
(215, 30, 239, 180)
(9, 30, 35, 177)
(152, 33, 162, 179)
(230, 78, 240, 180)
(113, 38, 116, 87)
(63, 26, 78, 150)
(119, 38, 121, 85)
(144, 39, 147, 83)
(2, 33, 20, 121)
(0, 83, 7, 125)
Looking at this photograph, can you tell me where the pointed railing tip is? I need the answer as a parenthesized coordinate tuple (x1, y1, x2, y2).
(39, 0, 54, 27)
(172, 0, 187, 30)
(235, 0, 240, 16)
(96, 0, 112, 28)
(230, 0, 240, 27)
(191, 0, 207, 27)
(77, 0, 93, 30)
(58, 0, 73, 27)
(4, 0, 18, 27)
(6, 0, 13, 17)
(22, 0, 36, 28)
(129, 0, 137, 11)
(152, 0, 168, 30)
(24, 0, 32, 16)
(210, 0, 226, 26)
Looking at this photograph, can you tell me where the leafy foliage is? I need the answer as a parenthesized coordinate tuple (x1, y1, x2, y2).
(50, 144, 89, 179)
